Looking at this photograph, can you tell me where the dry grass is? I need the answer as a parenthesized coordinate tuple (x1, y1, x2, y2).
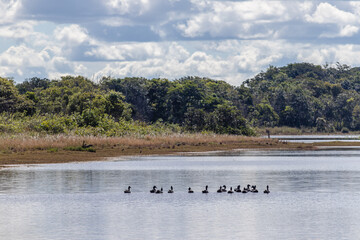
(0, 133, 275, 153)
(255, 127, 307, 135)
(0, 133, 313, 166)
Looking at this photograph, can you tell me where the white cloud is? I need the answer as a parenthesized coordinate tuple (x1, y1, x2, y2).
(184, 51, 227, 76)
(339, 25, 359, 37)
(86, 42, 164, 61)
(177, 1, 291, 38)
(297, 44, 360, 66)
(305, 3, 360, 38)
(53, 24, 95, 60)
(306, 2, 359, 25)
(0, 43, 79, 80)
(0, 45, 45, 67)
(351, 2, 360, 14)
(100, 17, 133, 27)
(85, 41, 190, 62)
(0, 0, 21, 24)
(0, 21, 36, 39)
(0, 44, 52, 78)
(54, 24, 90, 45)
(90, 40, 287, 85)
(105, 0, 152, 15)
(1, 0, 360, 85)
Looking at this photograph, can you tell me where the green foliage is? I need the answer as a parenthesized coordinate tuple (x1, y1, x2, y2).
(245, 63, 360, 131)
(64, 146, 96, 152)
(3, 63, 360, 136)
(0, 77, 30, 113)
(101, 77, 150, 121)
(253, 102, 279, 127)
(351, 105, 360, 130)
(316, 117, 327, 132)
(147, 78, 171, 122)
(40, 119, 66, 134)
(16, 77, 50, 94)
(47, 148, 59, 153)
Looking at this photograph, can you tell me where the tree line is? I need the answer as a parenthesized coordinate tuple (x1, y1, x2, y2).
(1, 62, 360, 135)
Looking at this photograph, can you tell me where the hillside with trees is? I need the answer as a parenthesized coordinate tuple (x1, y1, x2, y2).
(245, 63, 360, 132)
(1, 62, 360, 136)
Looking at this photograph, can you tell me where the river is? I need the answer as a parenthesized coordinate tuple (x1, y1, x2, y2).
(1, 148, 360, 240)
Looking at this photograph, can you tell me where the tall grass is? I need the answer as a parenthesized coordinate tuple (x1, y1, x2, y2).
(255, 126, 321, 135)
(0, 133, 270, 153)
(0, 113, 269, 154)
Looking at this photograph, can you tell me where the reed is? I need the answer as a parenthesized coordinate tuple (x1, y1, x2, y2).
(0, 133, 315, 166)
(0, 133, 276, 153)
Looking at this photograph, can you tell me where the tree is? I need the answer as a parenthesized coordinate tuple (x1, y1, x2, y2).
(101, 77, 151, 121)
(16, 77, 50, 94)
(352, 105, 360, 130)
(167, 80, 204, 124)
(184, 107, 207, 132)
(147, 78, 171, 122)
(0, 78, 25, 113)
(207, 102, 253, 135)
(316, 117, 327, 132)
(254, 102, 279, 127)
(105, 91, 131, 121)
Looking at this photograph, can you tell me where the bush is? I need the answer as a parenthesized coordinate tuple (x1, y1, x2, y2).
(40, 119, 65, 134)
(64, 146, 96, 152)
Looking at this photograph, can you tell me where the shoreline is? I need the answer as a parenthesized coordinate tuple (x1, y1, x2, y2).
(1, 134, 360, 166)
(0, 135, 308, 166)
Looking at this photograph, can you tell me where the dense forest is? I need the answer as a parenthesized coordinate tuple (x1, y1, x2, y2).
(1, 62, 360, 136)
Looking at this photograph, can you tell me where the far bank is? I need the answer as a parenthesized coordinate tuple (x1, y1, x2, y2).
(0, 134, 316, 166)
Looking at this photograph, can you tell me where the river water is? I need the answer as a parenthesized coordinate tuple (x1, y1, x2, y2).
(1, 149, 360, 240)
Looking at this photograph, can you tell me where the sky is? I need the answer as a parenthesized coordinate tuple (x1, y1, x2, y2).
(1, 0, 360, 85)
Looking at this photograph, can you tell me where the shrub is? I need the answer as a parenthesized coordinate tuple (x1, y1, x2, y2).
(40, 119, 65, 134)
(64, 146, 96, 152)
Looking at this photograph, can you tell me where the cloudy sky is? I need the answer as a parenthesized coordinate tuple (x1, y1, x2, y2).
(1, 0, 360, 85)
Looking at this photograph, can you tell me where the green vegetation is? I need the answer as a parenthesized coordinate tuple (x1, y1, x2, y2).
(0, 75, 253, 136)
(64, 146, 96, 152)
(245, 62, 360, 132)
(1, 62, 360, 136)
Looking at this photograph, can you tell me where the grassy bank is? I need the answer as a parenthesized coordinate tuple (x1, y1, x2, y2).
(0, 134, 311, 166)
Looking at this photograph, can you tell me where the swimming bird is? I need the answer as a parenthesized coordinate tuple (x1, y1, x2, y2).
(150, 186, 157, 193)
(242, 187, 248, 193)
(234, 185, 241, 192)
(202, 185, 209, 193)
(251, 185, 258, 193)
(217, 186, 223, 193)
(228, 187, 234, 194)
(156, 187, 163, 194)
(168, 186, 174, 193)
(124, 186, 131, 193)
(246, 184, 251, 191)
(222, 185, 227, 192)
(264, 185, 270, 194)
(188, 187, 194, 193)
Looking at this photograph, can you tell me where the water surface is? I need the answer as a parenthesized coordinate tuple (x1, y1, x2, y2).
(1, 149, 360, 240)
(270, 134, 360, 143)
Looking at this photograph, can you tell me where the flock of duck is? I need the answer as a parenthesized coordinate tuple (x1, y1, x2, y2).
(124, 185, 270, 194)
